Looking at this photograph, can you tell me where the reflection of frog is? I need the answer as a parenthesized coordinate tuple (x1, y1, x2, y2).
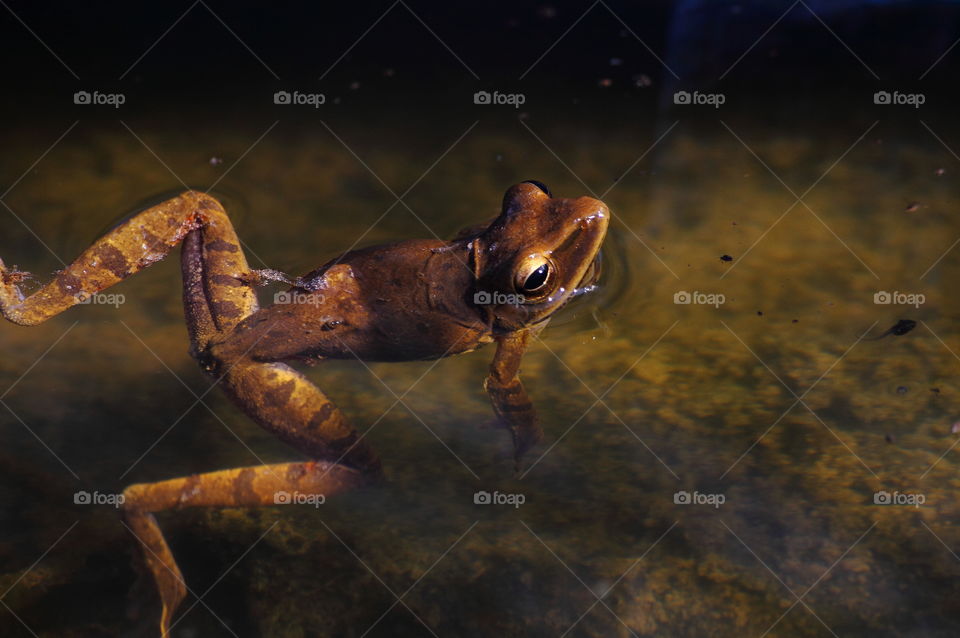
(0, 180, 608, 635)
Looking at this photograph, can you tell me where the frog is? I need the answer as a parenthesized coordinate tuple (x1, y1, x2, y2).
(0, 180, 609, 636)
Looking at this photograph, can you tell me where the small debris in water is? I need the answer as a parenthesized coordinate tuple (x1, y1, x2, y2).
(896, 386, 908, 395)
(952, 421, 960, 434)
(931, 387, 941, 394)
(935, 168, 945, 176)
(905, 202, 920, 213)
(885, 434, 894, 444)
(598, 78, 613, 88)
(867, 319, 917, 340)
(720, 254, 733, 262)
(757, 311, 763, 316)
(349, 81, 360, 90)
(609, 57, 623, 66)
(892, 320, 916, 335)
(792, 319, 798, 323)
(209, 157, 223, 166)
(633, 74, 652, 87)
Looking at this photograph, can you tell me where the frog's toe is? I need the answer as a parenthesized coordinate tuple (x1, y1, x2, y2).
(0, 258, 28, 316)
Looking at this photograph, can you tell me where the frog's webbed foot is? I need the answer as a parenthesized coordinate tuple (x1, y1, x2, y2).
(0, 260, 30, 286)
(242, 268, 297, 287)
(123, 461, 374, 636)
(0, 259, 28, 310)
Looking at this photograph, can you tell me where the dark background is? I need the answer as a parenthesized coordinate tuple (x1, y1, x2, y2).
(1, 1, 957, 126)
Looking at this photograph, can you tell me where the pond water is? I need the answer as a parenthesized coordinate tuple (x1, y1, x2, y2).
(1, 102, 960, 638)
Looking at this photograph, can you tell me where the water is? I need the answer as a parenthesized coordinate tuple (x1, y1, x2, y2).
(2, 99, 960, 638)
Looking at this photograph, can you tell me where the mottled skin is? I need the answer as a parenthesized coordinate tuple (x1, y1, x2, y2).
(0, 181, 608, 636)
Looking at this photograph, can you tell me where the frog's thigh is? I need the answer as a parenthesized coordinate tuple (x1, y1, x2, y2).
(220, 360, 382, 474)
(122, 460, 370, 636)
(179, 194, 259, 352)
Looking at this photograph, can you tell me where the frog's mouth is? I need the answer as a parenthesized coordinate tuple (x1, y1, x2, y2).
(571, 250, 602, 298)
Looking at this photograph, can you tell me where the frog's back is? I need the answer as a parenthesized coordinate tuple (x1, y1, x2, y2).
(323, 238, 490, 361)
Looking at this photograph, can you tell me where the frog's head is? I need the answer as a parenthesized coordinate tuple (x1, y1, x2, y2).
(470, 181, 609, 332)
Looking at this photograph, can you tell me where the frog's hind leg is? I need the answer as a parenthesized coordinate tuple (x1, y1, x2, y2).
(0, 191, 258, 328)
(122, 362, 383, 636)
(177, 199, 260, 355)
(123, 461, 373, 636)
(126, 198, 382, 635)
(122, 356, 384, 635)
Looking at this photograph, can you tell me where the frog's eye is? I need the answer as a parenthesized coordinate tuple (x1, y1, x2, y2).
(515, 257, 554, 298)
(522, 180, 552, 197)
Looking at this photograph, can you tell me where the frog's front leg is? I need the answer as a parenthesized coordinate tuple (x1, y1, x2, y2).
(484, 329, 544, 469)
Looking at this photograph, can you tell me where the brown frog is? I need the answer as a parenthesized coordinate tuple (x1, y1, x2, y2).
(0, 180, 608, 635)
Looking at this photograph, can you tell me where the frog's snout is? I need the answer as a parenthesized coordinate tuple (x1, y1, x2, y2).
(575, 197, 609, 231)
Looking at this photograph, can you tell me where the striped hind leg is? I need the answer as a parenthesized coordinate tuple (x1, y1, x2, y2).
(118, 196, 382, 635)
(0, 191, 258, 328)
(122, 461, 374, 636)
(121, 353, 383, 635)
(0, 189, 382, 635)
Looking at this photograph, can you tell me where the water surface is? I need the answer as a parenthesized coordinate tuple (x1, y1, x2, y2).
(2, 109, 960, 637)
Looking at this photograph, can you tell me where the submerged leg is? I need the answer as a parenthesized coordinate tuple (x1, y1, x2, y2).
(484, 330, 544, 469)
(123, 460, 371, 636)
(0, 189, 382, 635)
(122, 356, 383, 636)
(137, 196, 380, 634)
